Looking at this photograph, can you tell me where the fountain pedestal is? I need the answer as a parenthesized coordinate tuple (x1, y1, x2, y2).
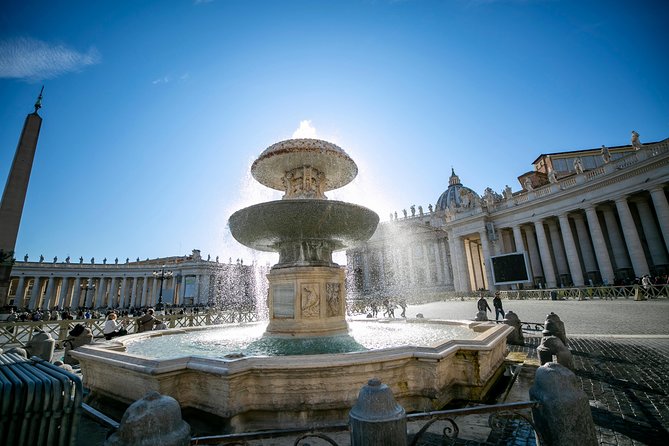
(266, 266, 347, 336)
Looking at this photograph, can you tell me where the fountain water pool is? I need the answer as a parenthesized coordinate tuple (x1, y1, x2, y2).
(123, 320, 478, 358)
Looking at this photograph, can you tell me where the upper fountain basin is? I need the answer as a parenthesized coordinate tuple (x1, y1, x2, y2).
(252, 139, 358, 192)
(228, 199, 379, 253)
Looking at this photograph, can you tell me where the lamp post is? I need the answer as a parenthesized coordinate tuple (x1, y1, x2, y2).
(152, 265, 173, 311)
(80, 282, 96, 308)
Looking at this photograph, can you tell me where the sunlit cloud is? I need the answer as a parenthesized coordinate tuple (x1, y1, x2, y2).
(0, 37, 100, 82)
(292, 120, 318, 138)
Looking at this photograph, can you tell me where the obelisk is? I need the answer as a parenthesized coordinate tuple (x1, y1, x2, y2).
(0, 88, 44, 305)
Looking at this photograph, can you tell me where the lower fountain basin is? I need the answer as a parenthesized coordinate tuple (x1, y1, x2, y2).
(72, 320, 512, 433)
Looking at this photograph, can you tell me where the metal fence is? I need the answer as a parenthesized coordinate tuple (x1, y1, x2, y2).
(187, 401, 542, 445)
(0, 311, 259, 350)
(0, 353, 83, 446)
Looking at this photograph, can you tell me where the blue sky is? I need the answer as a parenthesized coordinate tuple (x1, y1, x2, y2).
(1, 0, 668, 265)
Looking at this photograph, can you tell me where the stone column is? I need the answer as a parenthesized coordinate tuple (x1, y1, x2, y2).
(141, 277, 149, 307)
(649, 186, 669, 254)
(150, 277, 158, 306)
(601, 204, 631, 271)
(108, 277, 118, 308)
(85, 278, 96, 307)
(194, 275, 201, 304)
(534, 221, 557, 288)
(28, 277, 42, 309)
(442, 239, 453, 285)
(547, 219, 569, 280)
(558, 214, 584, 286)
(510, 226, 522, 253)
(615, 197, 650, 277)
(633, 198, 668, 267)
(71, 277, 81, 308)
(42, 276, 56, 310)
(56, 277, 69, 309)
(197, 274, 208, 304)
(422, 243, 433, 283)
(572, 213, 598, 276)
(94, 277, 106, 307)
(119, 277, 128, 308)
(434, 239, 444, 283)
(584, 206, 615, 285)
(524, 225, 543, 280)
(14, 276, 26, 307)
(179, 275, 187, 304)
(479, 229, 495, 291)
(448, 235, 466, 292)
(130, 276, 139, 307)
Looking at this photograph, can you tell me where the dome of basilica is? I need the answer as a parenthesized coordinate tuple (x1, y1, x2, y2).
(435, 168, 480, 211)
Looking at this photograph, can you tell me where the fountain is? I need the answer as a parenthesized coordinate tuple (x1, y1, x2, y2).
(72, 138, 512, 433)
(229, 138, 378, 339)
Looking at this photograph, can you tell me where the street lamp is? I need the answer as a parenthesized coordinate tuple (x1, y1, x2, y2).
(153, 265, 173, 311)
(80, 282, 96, 308)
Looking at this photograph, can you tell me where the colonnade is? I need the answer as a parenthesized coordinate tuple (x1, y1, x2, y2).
(450, 187, 669, 291)
(9, 271, 207, 310)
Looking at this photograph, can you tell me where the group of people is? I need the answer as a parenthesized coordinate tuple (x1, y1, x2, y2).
(477, 291, 506, 321)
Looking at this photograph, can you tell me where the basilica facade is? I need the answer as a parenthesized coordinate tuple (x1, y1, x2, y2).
(346, 135, 669, 296)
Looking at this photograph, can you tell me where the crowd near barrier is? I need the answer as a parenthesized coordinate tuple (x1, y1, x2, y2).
(0, 310, 259, 350)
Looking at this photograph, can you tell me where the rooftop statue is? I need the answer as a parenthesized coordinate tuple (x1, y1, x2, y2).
(548, 168, 558, 183)
(631, 130, 642, 150)
(573, 157, 584, 174)
(601, 145, 611, 163)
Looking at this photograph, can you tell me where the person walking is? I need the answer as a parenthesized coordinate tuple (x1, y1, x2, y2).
(477, 294, 492, 314)
(492, 291, 505, 321)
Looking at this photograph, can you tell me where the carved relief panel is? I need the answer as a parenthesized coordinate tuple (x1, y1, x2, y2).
(326, 283, 341, 317)
(300, 283, 320, 318)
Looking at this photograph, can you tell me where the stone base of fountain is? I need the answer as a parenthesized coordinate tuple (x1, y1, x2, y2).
(72, 322, 513, 433)
(265, 265, 348, 337)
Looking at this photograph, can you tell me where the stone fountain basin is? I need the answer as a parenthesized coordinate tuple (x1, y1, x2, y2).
(71, 320, 512, 433)
(228, 199, 379, 252)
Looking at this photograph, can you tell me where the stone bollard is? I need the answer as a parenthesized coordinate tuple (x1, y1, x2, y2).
(26, 330, 56, 362)
(503, 311, 524, 346)
(545, 312, 567, 346)
(537, 318, 573, 369)
(530, 363, 597, 446)
(105, 391, 191, 446)
(350, 378, 407, 446)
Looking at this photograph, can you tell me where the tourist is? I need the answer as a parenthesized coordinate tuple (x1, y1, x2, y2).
(137, 308, 158, 332)
(103, 313, 128, 340)
(492, 291, 505, 321)
(477, 295, 491, 314)
(399, 299, 407, 318)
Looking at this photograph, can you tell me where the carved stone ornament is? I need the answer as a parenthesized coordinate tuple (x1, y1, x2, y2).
(326, 283, 341, 317)
(301, 283, 320, 318)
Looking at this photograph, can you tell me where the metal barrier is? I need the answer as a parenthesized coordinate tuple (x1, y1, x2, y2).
(0, 311, 259, 350)
(188, 401, 542, 445)
(0, 352, 83, 446)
